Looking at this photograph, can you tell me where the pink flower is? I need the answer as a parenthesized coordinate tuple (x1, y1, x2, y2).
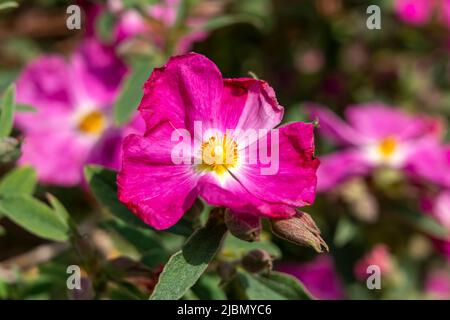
(409, 142, 450, 189)
(354, 244, 393, 281)
(308, 103, 442, 191)
(110, 0, 208, 54)
(394, 0, 433, 26)
(277, 255, 345, 300)
(394, 0, 450, 28)
(117, 53, 319, 230)
(15, 39, 144, 186)
(425, 269, 450, 299)
(421, 191, 450, 260)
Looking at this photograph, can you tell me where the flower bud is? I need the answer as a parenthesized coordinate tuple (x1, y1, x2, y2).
(241, 249, 273, 273)
(270, 212, 328, 253)
(224, 210, 261, 242)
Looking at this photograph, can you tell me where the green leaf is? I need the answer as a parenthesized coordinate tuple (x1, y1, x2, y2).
(103, 219, 162, 253)
(200, 14, 263, 32)
(394, 204, 448, 238)
(334, 217, 358, 247)
(0, 194, 69, 241)
(223, 233, 282, 259)
(84, 165, 147, 228)
(236, 271, 314, 300)
(0, 166, 37, 196)
(15, 104, 36, 113)
(193, 274, 227, 300)
(96, 11, 117, 43)
(150, 214, 227, 300)
(46, 194, 70, 228)
(113, 59, 153, 125)
(0, 1, 18, 11)
(0, 84, 16, 137)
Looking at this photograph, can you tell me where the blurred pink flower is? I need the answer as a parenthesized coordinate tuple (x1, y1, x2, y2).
(395, 0, 450, 28)
(394, 0, 433, 26)
(308, 103, 442, 191)
(277, 255, 345, 300)
(110, 0, 208, 54)
(15, 39, 145, 186)
(117, 53, 319, 230)
(354, 244, 393, 281)
(425, 269, 450, 299)
(409, 142, 450, 189)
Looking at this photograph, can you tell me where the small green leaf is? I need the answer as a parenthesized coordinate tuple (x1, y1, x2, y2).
(113, 59, 153, 125)
(193, 274, 227, 300)
(0, 194, 69, 241)
(46, 194, 70, 228)
(334, 217, 358, 247)
(0, 166, 37, 196)
(394, 204, 448, 238)
(200, 14, 263, 32)
(236, 271, 314, 300)
(0, 84, 16, 137)
(223, 234, 281, 259)
(150, 213, 227, 300)
(84, 165, 147, 228)
(0, 1, 18, 11)
(15, 104, 36, 112)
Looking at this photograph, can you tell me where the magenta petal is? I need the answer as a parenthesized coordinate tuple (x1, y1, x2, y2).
(197, 122, 318, 218)
(345, 103, 441, 141)
(70, 39, 127, 106)
(15, 55, 72, 112)
(197, 175, 297, 219)
(219, 78, 284, 132)
(316, 150, 370, 192)
(277, 256, 345, 300)
(407, 142, 450, 189)
(138, 53, 223, 134)
(307, 103, 363, 146)
(117, 133, 199, 230)
(394, 0, 433, 25)
(236, 122, 319, 208)
(19, 132, 92, 186)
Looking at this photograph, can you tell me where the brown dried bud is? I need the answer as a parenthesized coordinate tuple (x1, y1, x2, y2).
(224, 210, 261, 242)
(270, 212, 329, 253)
(241, 249, 273, 273)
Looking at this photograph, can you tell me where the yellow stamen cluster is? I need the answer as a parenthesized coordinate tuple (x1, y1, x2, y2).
(199, 134, 238, 176)
(378, 137, 397, 159)
(77, 111, 105, 135)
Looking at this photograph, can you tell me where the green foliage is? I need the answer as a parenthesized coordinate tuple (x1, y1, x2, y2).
(0, 166, 37, 195)
(0, 194, 69, 242)
(84, 165, 147, 227)
(235, 271, 314, 300)
(150, 213, 227, 300)
(113, 59, 154, 125)
(0, 84, 15, 137)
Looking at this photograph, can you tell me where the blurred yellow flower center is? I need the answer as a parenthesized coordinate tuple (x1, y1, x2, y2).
(78, 111, 105, 135)
(199, 134, 238, 176)
(378, 137, 397, 158)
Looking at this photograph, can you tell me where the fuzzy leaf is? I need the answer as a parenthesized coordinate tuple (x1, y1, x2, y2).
(0, 166, 37, 196)
(150, 213, 227, 300)
(0, 84, 15, 137)
(0, 194, 69, 241)
(236, 271, 314, 300)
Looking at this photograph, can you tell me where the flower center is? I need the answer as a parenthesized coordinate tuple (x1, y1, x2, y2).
(378, 137, 397, 159)
(77, 111, 105, 135)
(199, 134, 238, 176)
